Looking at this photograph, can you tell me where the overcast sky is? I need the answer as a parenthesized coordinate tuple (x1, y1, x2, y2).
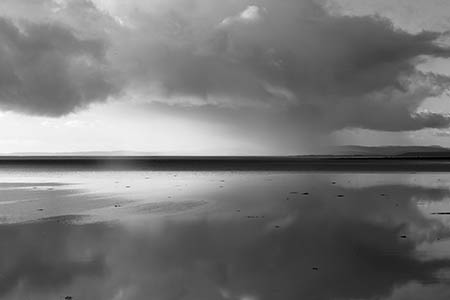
(0, 0, 450, 155)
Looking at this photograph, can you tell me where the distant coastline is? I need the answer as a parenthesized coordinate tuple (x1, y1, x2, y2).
(0, 155, 450, 171)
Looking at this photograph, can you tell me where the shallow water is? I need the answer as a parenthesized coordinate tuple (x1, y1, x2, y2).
(2, 168, 450, 299)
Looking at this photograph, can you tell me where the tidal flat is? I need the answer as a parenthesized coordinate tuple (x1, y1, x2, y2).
(2, 164, 450, 299)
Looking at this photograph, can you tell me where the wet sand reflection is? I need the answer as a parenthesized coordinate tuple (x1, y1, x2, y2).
(1, 172, 450, 299)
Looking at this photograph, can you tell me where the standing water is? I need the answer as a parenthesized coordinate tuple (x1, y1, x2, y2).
(1, 167, 450, 299)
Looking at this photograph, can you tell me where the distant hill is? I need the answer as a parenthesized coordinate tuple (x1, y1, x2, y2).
(3, 146, 450, 157)
(334, 145, 450, 157)
(1, 151, 162, 156)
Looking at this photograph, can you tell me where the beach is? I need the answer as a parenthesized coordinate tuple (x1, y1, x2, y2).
(1, 163, 450, 299)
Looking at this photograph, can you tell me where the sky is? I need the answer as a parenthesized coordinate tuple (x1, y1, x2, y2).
(0, 0, 450, 155)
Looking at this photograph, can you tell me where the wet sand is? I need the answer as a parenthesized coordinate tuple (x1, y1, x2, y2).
(1, 164, 450, 299)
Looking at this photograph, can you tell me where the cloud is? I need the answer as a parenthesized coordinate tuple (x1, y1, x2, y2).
(111, 0, 450, 134)
(328, 0, 450, 33)
(0, 0, 450, 143)
(220, 5, 266, 26)
(0, 14, 118, 116)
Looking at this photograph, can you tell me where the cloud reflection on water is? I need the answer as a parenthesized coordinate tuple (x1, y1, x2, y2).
(1, 173, 450, 299)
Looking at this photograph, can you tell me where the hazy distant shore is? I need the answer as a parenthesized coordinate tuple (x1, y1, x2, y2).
(1, 156, 450, 171)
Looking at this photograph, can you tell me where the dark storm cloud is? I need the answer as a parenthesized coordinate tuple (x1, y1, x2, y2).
(0, 16, 117, 116)
(1, 0, 450, 135)
(116, 0, 450, 133)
